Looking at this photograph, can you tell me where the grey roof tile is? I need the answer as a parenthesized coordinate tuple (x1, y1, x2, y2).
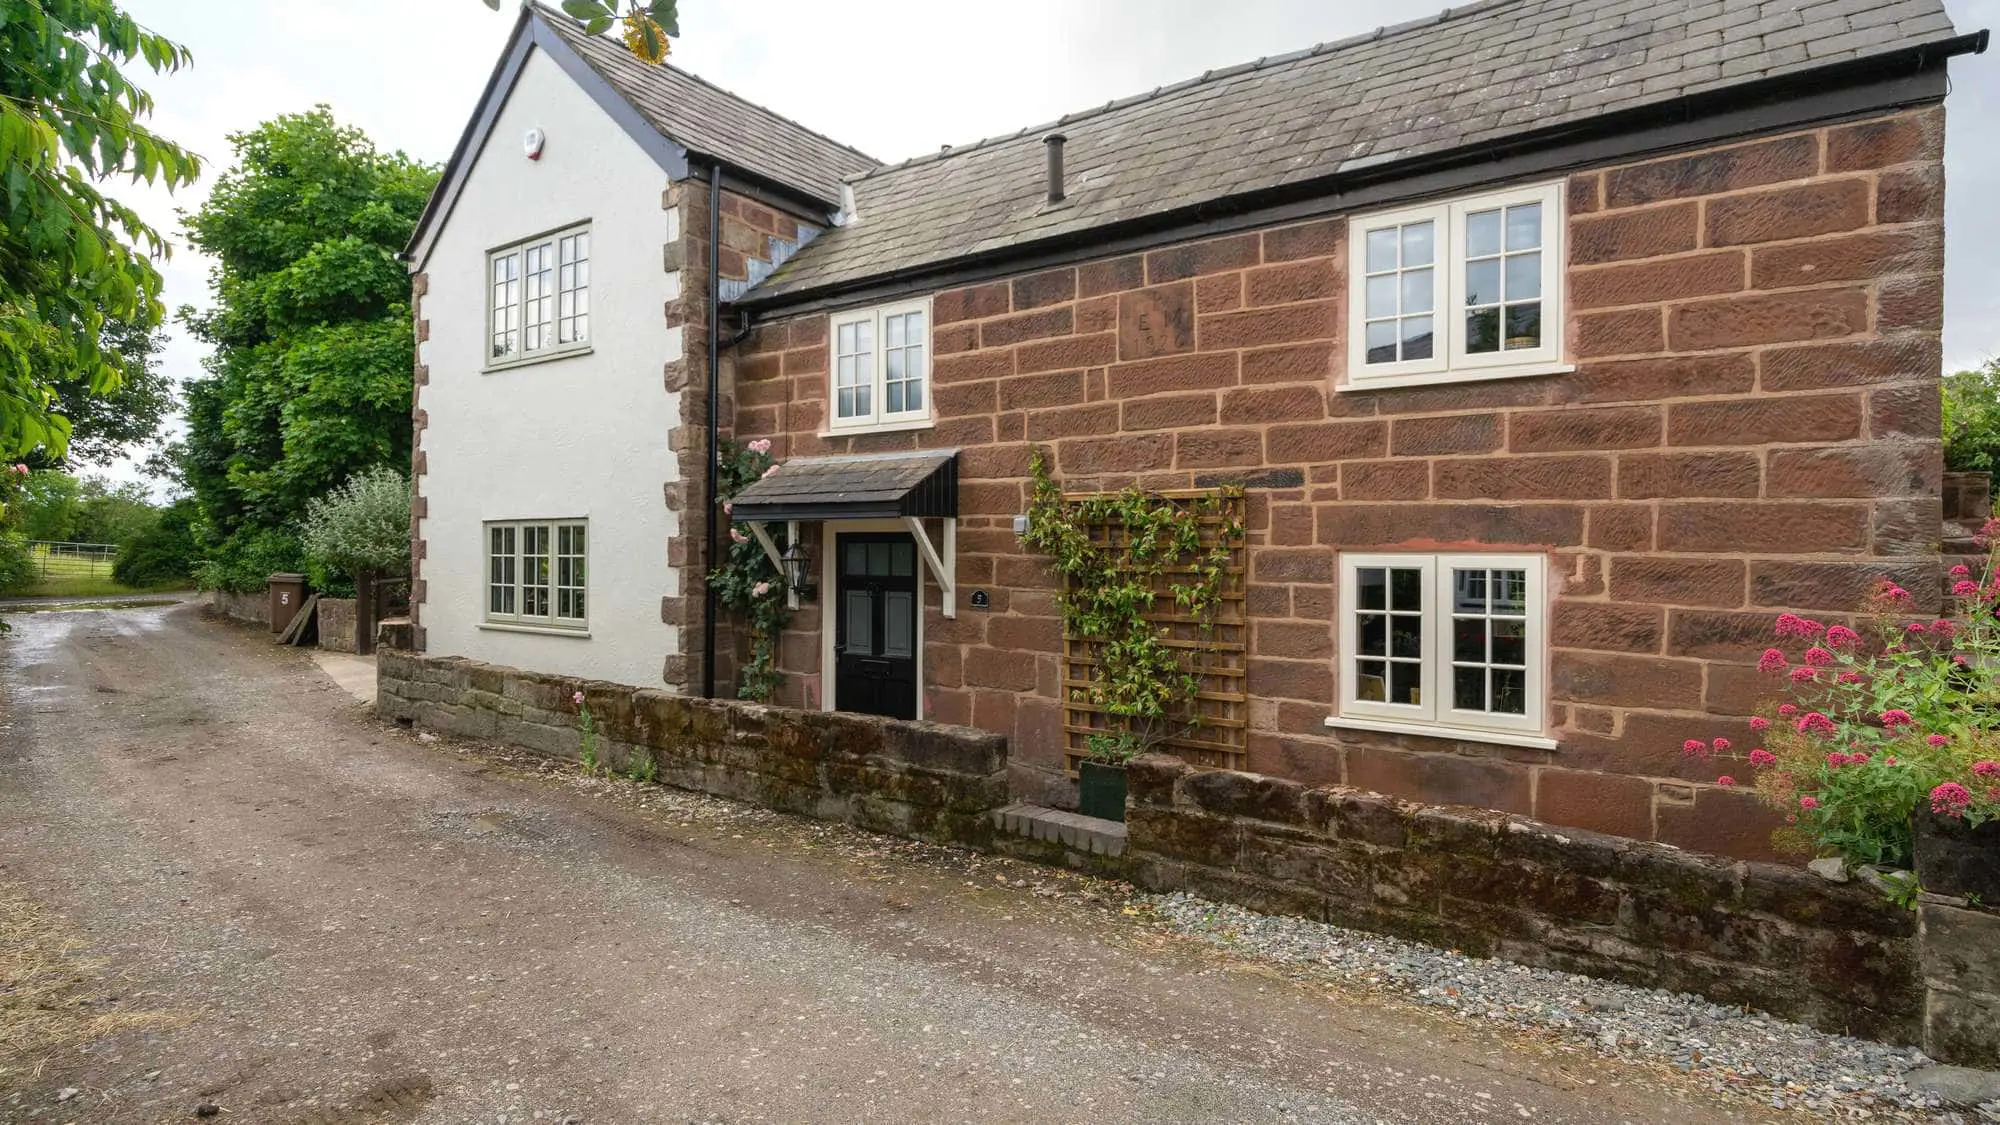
(534, 4, 875, 206)
(741, 0, 1960, 303)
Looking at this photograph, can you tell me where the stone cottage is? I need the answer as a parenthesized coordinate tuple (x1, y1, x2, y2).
(405, 0, 1988, 862)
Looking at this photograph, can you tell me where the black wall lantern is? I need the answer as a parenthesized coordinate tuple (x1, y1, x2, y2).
(781, 538, 818, 601)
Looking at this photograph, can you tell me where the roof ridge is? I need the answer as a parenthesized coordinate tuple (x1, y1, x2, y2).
(529, 2, 882, 167)
(849, 0, 1524, 183)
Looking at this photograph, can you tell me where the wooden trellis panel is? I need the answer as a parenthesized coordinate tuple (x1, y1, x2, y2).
(1060, 489, 1247, 773)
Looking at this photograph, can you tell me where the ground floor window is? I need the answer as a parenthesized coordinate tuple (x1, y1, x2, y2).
(1335, 552, 1546, 740)
(485, 519, 588, 629)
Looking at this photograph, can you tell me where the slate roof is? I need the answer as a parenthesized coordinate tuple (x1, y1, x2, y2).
(535, 5, 877, 207)
(744, 0, 1965, 304)
(729, 450, 960, 521)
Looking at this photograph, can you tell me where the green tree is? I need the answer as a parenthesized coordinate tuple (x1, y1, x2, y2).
(30, 317, 178, 468)
(178, 108, 436, 588)
(113, 494, 195, 586)
(7, 470, 80, 541)
(0, 0, 200, 460)
(1943, 359, 2000, 474)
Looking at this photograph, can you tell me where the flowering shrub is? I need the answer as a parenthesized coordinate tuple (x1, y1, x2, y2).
(707, 438, 789, 702)
(1686, 527, 2000, 867)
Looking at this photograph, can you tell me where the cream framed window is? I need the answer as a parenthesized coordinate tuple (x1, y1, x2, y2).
(488, 223, 590, 367)
(1346, 182, 1566, 389)
(485, 519, 588, 629)
(1330, 553, 1551, 747)
(827, 298, 931, 432)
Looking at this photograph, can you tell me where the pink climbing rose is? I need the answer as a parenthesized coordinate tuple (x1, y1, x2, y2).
(751, 581, 771, 597)
(746, 438, 773, 455)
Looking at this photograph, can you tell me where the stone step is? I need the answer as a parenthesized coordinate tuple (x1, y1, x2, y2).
(993, 802, 1126, 857)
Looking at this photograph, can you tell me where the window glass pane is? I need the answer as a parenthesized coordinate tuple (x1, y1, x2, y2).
(1505, 203, 1542, 251)
(1493, 569, 1528, 614)
(1466, 210, 1502, 257)
(1365, 321, 1398, 365)
(845, 590, 873, 652)
(837, 387, 858, 419)
(1492, 618, 1526, 666)
(903, 375, 924, 412)
(1504, 252, 1541, 301)
(1400, 221, 1433, 267)
(523, 242, 553, 350)
(1492, 668, 1527, 714)
(1504, 304, 1541, 350)
(883, 591, 914, 658)
(1399, 268, 1434, 315)
(1401, 317, 1433, 361)
(855, 320, 873, 352)
(1357, 567, 1386, 610)
(1365, 228, 1399, 273)
(886, 349, 904, 381)
(886, 314, 905, 347)
(853, 385, 870, 417)
(1390, 567, 1423, 611)
(838, 322, 855, 352)
(1453, 569, 1486, 613)
(1390, 614, 1423, 659)
(1454, 666, 1487, 711)
(1358, 613, 1386, 656)
(1366, 275, 1398, 319)
(1465, 259, 1501, 307)
(1466, 307, 1501, 354)
(886, 381, 904, 414)
(1356, 659, 1387, 702)
(1390, 661, 1423, 707)
(1453, 617, 1487, 663)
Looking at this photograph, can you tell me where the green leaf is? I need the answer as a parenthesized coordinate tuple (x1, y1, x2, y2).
(561, 0, 612, 18)
(584, 15, 615, 35)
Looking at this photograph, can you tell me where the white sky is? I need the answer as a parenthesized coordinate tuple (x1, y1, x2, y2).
(102, 0, 2000, 491)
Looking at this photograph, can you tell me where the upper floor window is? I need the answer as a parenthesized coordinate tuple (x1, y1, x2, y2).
(1346, 182, 1564, 389)
(828, 299, 930, 432)
(1331, 553, 1550, 747)
(489, 224, 590, 366)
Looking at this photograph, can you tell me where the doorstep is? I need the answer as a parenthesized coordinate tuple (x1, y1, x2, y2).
(993, 803, 1126, 857)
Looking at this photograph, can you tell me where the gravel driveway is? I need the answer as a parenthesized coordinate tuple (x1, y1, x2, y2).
(0, 603, 1783, 1124)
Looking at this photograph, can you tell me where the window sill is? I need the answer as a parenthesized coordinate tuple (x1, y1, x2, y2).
(482, 345, 593, 374)
(1324, 714, 1558, 751)
(818, 417, 935, 439)
(479, 621, 591, 639)
(1339, 361, 1574, 393)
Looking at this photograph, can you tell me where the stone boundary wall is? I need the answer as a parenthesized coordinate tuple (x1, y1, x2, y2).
(208, 589, 269, 629)
(376, 650, 1008, 848)
(316, 598, 358, 653)
(1124, 754, 1921, 1043)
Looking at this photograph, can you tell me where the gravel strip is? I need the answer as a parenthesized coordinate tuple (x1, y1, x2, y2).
(1139, 892, 2000, 1123)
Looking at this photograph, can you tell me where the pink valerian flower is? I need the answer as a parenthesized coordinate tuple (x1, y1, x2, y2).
(1790, 666, 1819, 684)
(1803, 647, 1834, 667)
(1929, 734, 1952, 747)
(1931, 783, 1974, 817)
(1712, 737, 1732, 753)
(1838, 671, 1864, 684)
(1797, 711, 1837, 737)
(1951, 564, 1973, 578)
(1682, 739, 1709, 759)
(1906, 622, 1928, 634)
(1800, 795, 1821, 811)
(751, 581, 771, 597)
(1749, 748, 1778, 768)
(1716, 776, 1736, 787)
(746, 438, 773, 455)
(1757, 648, 1789, 674)
(1956, 654, 1972, 666)
(1931, 619, 1959, 640)
(1887, 757, 1899, 766)
(572, 691, 585, 705)
(1874, 581, 1914, 605)
(1779, 703, 1799, 718)
(1879, 709, 1914, 729)
(1828, 752, 1852, 767)
(1824, 625, 1861, 649)
(1972, 761, 2000, 778)
(1749, 716, 1770, 732)
(1952, 580, 1981, 598)
(1849, 752, 1871, 765)
(1775, 613, 1825, 638)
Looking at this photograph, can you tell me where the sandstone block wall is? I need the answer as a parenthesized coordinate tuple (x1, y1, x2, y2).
(1125, 754, 1921, 1043)
(376, 650, 1008, 848)
(316, 597, 358, 654)
(208, 589, 270, 629)
(729, 107, 1948, 861)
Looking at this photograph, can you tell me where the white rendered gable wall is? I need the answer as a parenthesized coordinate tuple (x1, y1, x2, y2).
(417, 45, 683, 686)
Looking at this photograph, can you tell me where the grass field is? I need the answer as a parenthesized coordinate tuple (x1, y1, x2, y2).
(8, 544, 186, 600)
(9, 575, 188, 599)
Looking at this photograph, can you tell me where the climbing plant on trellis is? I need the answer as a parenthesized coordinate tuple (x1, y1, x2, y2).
(1021, 449, 1247, 772)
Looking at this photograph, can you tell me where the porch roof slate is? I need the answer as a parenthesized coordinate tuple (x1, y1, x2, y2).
(729, 449, 960, 522)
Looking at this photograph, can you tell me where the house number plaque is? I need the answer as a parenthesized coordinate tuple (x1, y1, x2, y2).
(969, 590, 990, 610)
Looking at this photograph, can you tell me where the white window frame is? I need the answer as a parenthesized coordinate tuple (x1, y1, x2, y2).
(486, 222, 591, 370)
(483, 518, 589, 632)
(825, 298, 933, 435)
(1344, 181, 1568, 391)
(1329, 552, 1553, 749)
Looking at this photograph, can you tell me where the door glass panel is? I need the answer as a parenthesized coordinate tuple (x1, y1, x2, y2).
(868, 543, 891, 576)
(845, 541, 867, 574)
(844, 589, 873, 653)
(883, 591, 914, 658)
(892, 544, 914, 577)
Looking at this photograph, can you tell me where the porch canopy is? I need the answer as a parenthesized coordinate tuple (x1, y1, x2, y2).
(726, 449, 961, 616)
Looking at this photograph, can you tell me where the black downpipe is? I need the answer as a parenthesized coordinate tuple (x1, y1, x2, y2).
(701, 164, 721, 698)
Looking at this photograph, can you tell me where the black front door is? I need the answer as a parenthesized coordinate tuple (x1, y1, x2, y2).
(834, 533, 919, 720)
